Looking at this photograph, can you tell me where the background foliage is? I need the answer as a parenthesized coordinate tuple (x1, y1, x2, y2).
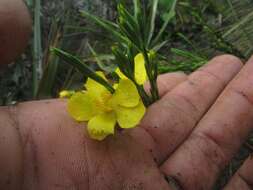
(3, 0, 253, 105)
(0, 0, 253, 189)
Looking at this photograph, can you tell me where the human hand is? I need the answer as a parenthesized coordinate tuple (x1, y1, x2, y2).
(0, 0, 31, 66)
(1, 55, 253, 190)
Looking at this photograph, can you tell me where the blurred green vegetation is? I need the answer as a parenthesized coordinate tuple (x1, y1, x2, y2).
(3, 0, 253, 104)
(0, 0, 252, 188)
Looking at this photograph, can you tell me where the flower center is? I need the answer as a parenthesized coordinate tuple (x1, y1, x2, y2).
(95, 92, 113, 112)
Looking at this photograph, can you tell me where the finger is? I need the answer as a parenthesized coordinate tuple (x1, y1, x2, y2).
(223, 156, 253, 190)
(0, 0, 31, 65)
(160, 56, 253, 190)
(144, 72, 187, 97)
(141, 55, 243, 163)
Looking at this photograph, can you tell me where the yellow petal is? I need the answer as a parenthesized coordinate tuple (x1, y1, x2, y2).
(110, 79, 139, 108)
(85, 71, 111, 99)
(115, 100, 146, 129)
(115, 68, 127, 79)
(87, 112, 116, 141)
(134, 53, 147, 85)
(67, 92, 98, 122)
(113, 83, 119, 89)
(59, 90, 74, 98)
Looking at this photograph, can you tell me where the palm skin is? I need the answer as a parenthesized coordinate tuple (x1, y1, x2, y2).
(17, 100, 171, 190)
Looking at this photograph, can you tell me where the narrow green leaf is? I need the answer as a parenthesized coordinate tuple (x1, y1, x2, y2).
(119, 23, 142, 50)
(52, 48, 115, 93)
(147, 0, 159, 46)
(152, 40, 168, 51)
(177, 33, 198, 52)
(36, 18, 63, 99)
(133, 0, 141, 20)
(87, 43, 116, 73)
(80, 10, 127, 43)
(118, 3, 140, 36)
(223, 11, 253, 38)
(151, 0, 178, 47)
(112, 46, 131, 78)
(171, 48, 204, 61)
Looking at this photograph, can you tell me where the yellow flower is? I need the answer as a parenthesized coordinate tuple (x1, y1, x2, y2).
(115, 53, 147, 85)
(67, 72, 146, 141)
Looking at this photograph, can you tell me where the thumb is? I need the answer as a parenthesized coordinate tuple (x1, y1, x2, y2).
(0, 0, 31, 66)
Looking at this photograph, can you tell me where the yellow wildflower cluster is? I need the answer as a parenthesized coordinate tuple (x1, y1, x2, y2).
(61, 53, 147, 141)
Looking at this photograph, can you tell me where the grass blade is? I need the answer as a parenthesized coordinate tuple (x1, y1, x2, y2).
(33, 0, 43, 97)
(151, 0, 177, 47)
(87, 43, 116, 73)
(147, 0, 159, 46)
(36, 19, 63, 98)
(80, 10, 127, 43)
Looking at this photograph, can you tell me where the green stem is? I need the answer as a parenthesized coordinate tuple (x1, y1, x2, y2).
(142, 49, 159, 104)
(137, 85, 151, 107)
(33, 0, 43, 98)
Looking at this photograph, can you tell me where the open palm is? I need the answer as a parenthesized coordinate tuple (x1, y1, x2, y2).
(2, 55, 253, 190)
